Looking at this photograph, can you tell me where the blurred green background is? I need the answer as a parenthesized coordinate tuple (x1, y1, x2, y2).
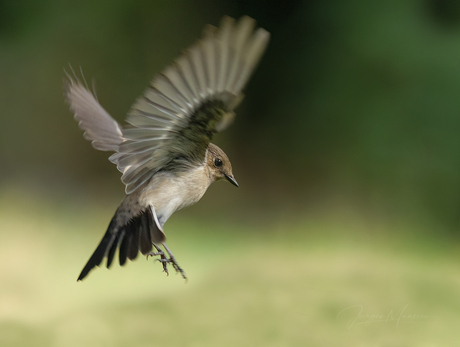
(1, 0, 460, 346)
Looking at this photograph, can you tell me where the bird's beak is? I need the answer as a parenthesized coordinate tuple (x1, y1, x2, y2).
(225, 174, 239, 187)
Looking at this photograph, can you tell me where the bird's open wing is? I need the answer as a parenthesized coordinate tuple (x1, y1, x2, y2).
(65, 76, 124, 151)
(110, 16, 270, 194)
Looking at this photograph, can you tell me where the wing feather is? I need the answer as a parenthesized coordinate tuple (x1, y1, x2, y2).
(233, 28, 271, 94)
(64, 78, 124, 151)
(201, 25, 218, 95)
(216, 16, 233, 93)
(165, 67, 194, 107)
(142, 86, 186, 114)
(187, 46, 207, 98)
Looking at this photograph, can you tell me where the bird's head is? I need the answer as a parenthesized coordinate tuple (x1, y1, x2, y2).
(206, 143, 238, 187)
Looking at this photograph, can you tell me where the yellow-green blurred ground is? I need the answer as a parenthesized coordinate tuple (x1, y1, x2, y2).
(1, 187, 459, 347)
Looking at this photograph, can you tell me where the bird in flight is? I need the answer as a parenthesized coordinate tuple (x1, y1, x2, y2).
(65, 16, 270, 281)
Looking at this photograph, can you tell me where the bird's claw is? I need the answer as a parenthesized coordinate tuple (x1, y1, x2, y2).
(147, 246, 187, 280)
(146, 251, 164, 259)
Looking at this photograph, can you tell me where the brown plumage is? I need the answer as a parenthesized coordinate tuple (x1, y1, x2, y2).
(206, 143, 238, 187)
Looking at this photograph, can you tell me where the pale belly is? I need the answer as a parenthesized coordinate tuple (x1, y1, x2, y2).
(139, 167, 212, 226)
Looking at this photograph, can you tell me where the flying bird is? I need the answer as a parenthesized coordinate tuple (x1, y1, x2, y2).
(65, 16, 270, 281)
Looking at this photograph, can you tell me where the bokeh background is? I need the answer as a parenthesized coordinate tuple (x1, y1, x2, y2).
(1, 0, 460, 346)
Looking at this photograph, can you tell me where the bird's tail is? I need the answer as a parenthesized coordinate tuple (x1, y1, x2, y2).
(77, 200, 166, 281)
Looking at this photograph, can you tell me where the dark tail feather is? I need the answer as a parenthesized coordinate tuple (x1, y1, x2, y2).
(127, 216, 141, 260)
(119, 230, 130, 266)
(77, 218, 118, 281)
(77, 206, 165, 281)
(106, 232, 119, 269)
(139, 211, 152, 254)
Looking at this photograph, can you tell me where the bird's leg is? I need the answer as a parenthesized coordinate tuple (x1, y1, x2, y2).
(147, 243, 187, 280)
(147, 244, 169, 275)
(162, 243, 187, 280)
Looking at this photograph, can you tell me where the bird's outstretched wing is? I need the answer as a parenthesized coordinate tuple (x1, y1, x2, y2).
(112, 16, 270, 194)
(64, 74, 124, 151)
(65, 16, 269, 194)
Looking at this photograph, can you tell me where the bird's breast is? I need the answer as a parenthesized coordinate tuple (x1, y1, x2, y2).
(139, 166, 212, 225)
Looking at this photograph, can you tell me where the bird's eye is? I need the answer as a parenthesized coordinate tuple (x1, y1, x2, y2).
(214, 158, 223, 167)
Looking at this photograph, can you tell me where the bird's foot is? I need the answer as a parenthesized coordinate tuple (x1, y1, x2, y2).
(147, 245, 169, 275)
(157, 256, 187, 280)
(147, 244, 187, 280)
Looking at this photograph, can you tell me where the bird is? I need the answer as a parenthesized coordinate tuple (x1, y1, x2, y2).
(65, 16, 270, 281)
